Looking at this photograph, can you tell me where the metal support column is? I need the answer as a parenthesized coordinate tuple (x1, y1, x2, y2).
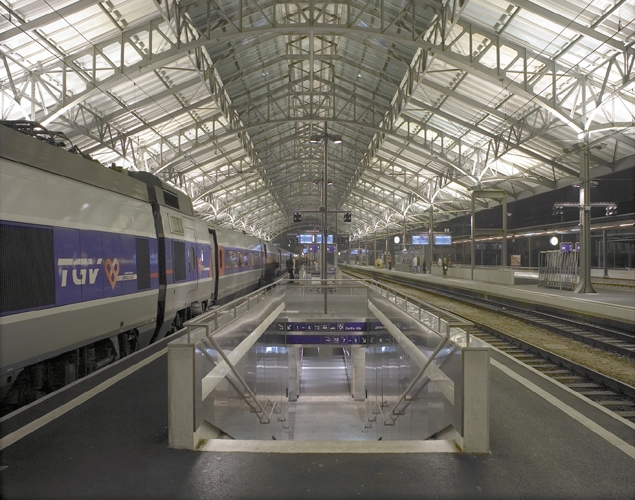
(470, 198, 475, 280)
(322, 129, 328, 311)
(429, 206, 434, 273)
(334, 204, 338, 272)
(602, 229, 608, 278)
(385, 227, 389, 267)
(502, 197, 508, 267)
(374, 230, 377, 267)
(471, 189, 508, 278)
(575, 148, 596, 293)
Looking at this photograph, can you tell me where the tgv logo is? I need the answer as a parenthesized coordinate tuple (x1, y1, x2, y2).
(58, 258, 103, 287)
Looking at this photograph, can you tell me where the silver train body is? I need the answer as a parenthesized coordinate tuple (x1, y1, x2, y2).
(0, 122, 288, 409)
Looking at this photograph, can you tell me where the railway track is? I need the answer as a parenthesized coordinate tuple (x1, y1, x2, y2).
(345, 268, 635, 423)
(471, 326, 635, 422)
(346, 267, 635, 359)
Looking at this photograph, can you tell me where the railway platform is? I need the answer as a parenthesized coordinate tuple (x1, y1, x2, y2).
(344, 265, 635, 328)
(1, 282, 634, 500)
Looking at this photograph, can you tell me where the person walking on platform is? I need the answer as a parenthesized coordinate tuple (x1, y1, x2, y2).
(388, 256, 393, 271)
(422, 258, 427, 274)
(286, 255, 295, 282)
(442, 258, 448, 278)
(411, 255, 418, 273)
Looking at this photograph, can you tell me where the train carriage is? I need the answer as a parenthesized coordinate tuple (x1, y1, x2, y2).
(0, 121, 290, 410)
(0, 124, 160, 401)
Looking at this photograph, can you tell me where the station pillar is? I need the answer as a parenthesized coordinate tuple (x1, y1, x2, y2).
(352, 346, 366, 401)
(288, 347, 301, 401)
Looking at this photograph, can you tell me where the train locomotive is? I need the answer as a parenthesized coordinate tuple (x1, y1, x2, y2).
(0, 121, 289, 411)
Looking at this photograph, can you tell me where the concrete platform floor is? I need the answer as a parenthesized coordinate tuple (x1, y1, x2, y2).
(1, 333, 634, 499)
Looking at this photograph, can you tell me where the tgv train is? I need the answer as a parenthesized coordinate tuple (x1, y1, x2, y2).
(0, 121, 289, 411)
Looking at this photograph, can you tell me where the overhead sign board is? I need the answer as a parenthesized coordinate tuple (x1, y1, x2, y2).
(315, 234, 334, 244)
(434, 234, 452, 245)
(299, 234, 314, 244)
(411, 234, 429, 245)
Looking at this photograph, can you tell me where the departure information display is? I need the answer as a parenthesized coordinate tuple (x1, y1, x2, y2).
(315, 234, 334, 244)
(299, 234, 314, 244)
(434, 234, 452, 245)
(411, 234, 429, 245)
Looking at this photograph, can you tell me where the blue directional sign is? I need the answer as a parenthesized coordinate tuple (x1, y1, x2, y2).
(285, 321, 368, 332)
(284, 333, 369, 345)
(276, 320, 376, 344)
(369, 321, 386, 331)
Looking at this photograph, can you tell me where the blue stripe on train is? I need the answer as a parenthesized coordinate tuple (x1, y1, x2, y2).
(54, 227, 159, 306)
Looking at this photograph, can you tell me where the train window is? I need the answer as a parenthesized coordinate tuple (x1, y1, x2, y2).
(189, 247, 196, 273)
(219, 249, 223, 268)
(237, 252, 242, 267)
(0, 223, 55, 313)
(136, 238, 151, 290)
(172, 241, 186, 281)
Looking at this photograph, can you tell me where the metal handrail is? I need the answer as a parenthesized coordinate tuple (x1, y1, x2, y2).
(198, 347, 265, 417)
(362, 277, 472, 328)
(205, 334, 271, 423)
(188, 276, 285, 322)
(384, 331, 450, 426)
(362, 401, 386, 431)
(183, 277, 286, 342)
(342, 348, 352, 382)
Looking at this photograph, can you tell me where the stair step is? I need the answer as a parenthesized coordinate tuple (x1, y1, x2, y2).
(578, 391, 618, 396)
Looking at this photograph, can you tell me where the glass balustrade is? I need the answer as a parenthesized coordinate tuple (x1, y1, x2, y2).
(169, 278, 488, 452)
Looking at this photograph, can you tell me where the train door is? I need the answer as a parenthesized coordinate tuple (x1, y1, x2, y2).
(261, 243, 267, 284)
(209, 228, 220, 303)
(184, 225, 199, 289)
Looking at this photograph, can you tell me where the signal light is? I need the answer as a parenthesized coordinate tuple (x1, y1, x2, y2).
(344, 212, 351, 222)
(293, 212, 302, 222)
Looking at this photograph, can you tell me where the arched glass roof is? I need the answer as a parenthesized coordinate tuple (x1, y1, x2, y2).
(2, 0, 633, 240)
